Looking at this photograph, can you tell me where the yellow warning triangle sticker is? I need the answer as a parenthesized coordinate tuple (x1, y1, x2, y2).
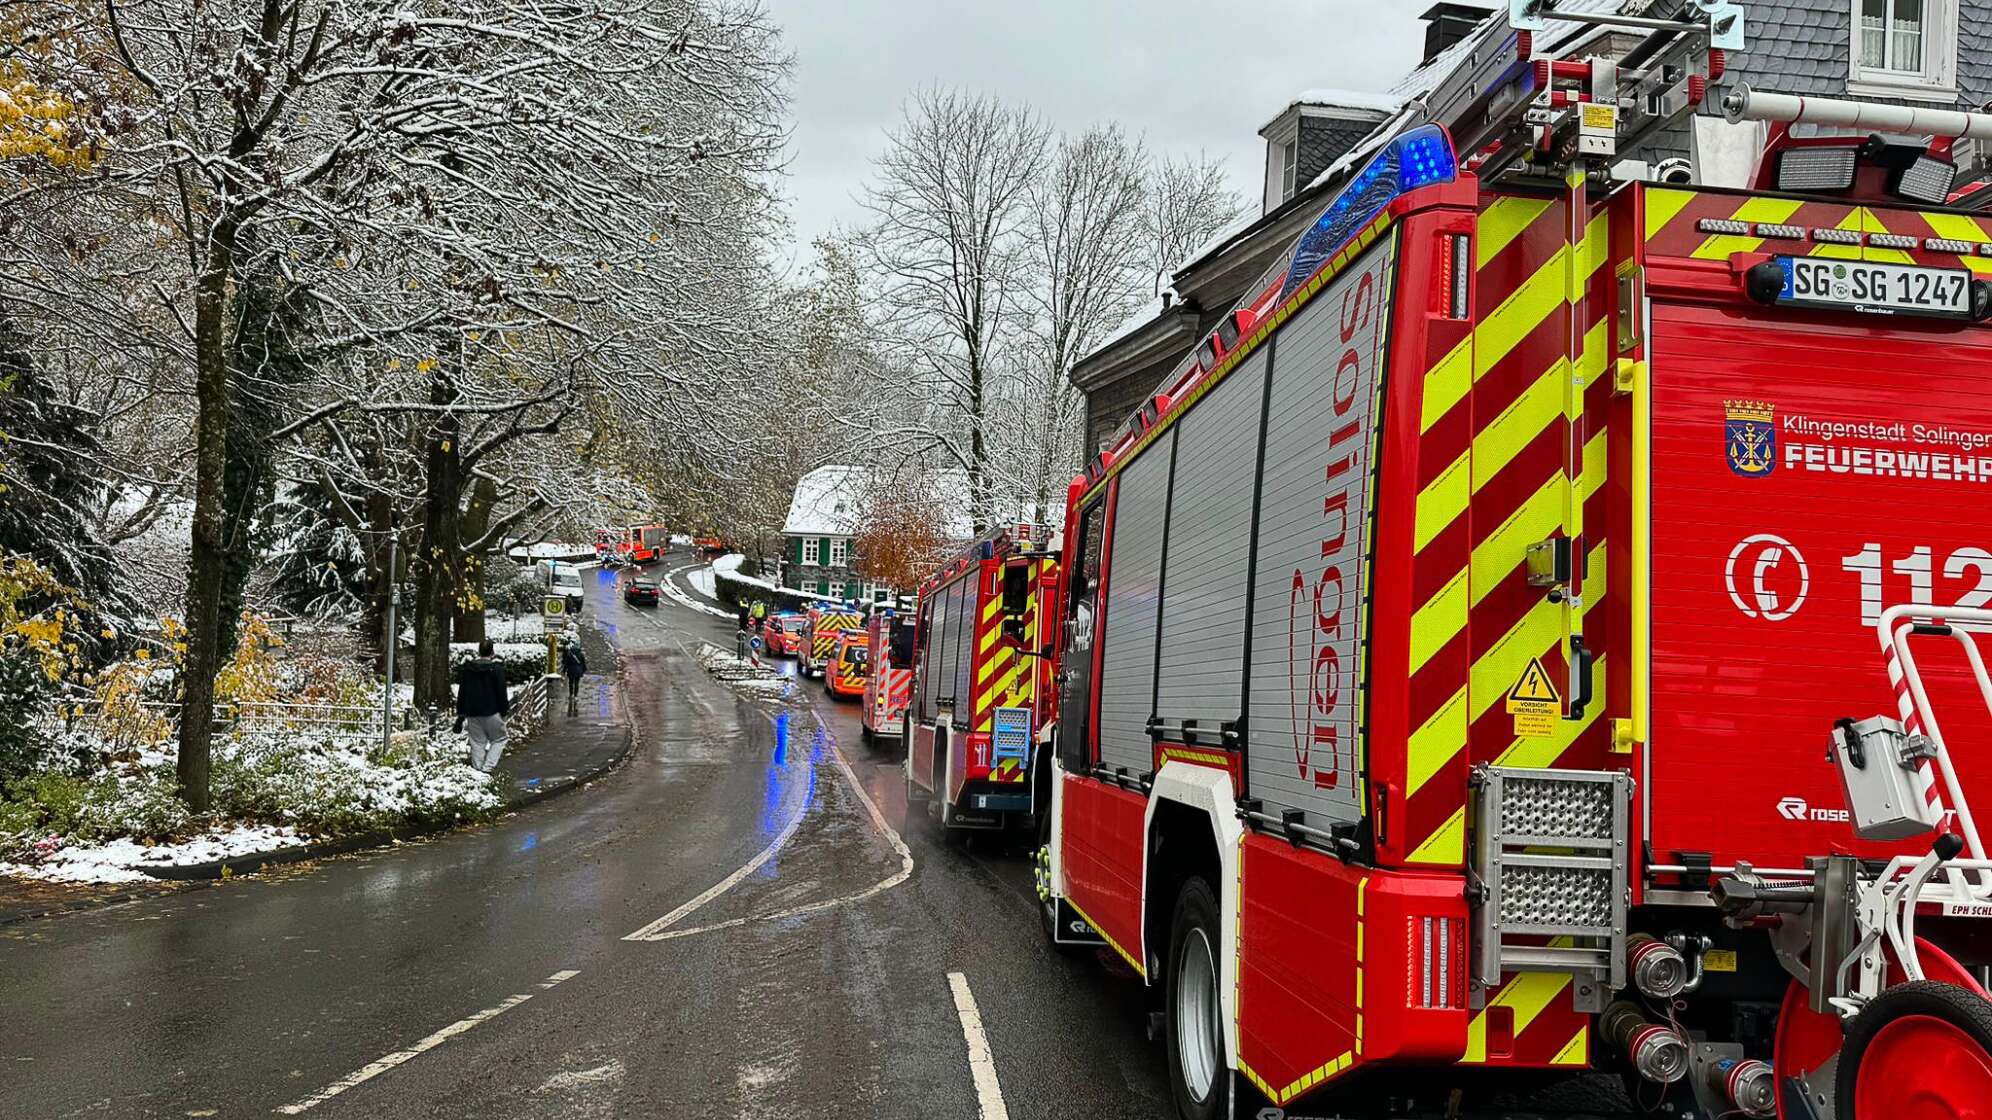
(1507, 657, 1561, 706)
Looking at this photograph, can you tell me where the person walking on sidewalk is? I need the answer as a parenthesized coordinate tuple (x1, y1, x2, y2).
(454, 639, 511, 773)
(560, 639, 587, 717)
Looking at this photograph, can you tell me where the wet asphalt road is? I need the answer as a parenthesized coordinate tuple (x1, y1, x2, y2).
(0, 560, 1171, 1119)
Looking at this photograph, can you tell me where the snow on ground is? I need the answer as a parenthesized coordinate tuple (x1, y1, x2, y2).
(687, 565, 718, 599)
(693, 642, 793, 699)
(4, 728, 501, 884)
(711, 554, 850, 608)
(659, 560, 733, 619)
(0, 825, 307, 883)
(506, 541, 597, 562)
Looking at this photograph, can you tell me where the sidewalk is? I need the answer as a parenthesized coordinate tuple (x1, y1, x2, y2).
(501, 625, 631, 804)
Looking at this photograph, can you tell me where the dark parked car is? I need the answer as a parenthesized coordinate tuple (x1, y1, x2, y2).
(623, 578, 660, 607)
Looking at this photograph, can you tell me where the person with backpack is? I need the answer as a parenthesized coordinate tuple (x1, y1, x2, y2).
(560, 639, 587, 717)
(454, 639, 511, 773)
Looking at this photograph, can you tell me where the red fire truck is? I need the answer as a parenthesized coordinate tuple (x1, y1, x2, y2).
(1034, 7, 1992, 1119)
(614, 524, 669, 565)
(861, 610, 915, 743)
(799, 604, 862, 678)
(905, 525, 1060, 832)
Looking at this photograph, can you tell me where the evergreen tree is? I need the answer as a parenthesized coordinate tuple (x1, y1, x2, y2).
(264, 478, 371, 621)
(0, 319, 127, 620)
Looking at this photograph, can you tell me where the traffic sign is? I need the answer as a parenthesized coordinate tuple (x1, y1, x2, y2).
(543, 596, 568, 618)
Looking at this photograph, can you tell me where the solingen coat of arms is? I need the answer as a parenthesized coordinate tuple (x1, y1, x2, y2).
(1725, 399, 1776, 478)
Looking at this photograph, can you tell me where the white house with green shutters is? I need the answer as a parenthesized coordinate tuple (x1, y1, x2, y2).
(779, 465, 890, 604)
(779, 465, 976, 602)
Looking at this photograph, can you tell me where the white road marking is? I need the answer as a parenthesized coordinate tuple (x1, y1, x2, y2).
(625, 697, 913, 942)
(947, 972, 1010, 1120)
(621, 781, 809, 940)
(273, 970, 579, 1114)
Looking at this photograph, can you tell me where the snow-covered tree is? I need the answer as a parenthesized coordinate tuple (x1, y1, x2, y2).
(4, 0, 792, 807)
(862, 88, 1052, 532)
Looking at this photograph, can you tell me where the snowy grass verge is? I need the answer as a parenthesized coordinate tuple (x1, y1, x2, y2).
(1, 728, 500, 883)
(693, 643, 793, 700)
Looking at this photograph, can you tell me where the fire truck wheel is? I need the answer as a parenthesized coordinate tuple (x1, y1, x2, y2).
(1834, 980, 1992, 1120)
(1166, 876, 1225, 1120)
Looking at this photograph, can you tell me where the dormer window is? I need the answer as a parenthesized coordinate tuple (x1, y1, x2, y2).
(1280, 141, 1298, 202)
(1849, 0, 1958, 102)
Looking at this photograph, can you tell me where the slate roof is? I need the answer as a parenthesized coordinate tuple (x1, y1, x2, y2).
(1718, 0, 1992, 110)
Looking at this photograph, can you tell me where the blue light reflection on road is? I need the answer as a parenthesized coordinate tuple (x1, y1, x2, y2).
(756, 710, 819, 880)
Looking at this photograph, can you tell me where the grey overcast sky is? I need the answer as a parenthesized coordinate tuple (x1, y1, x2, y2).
(761, 0, 1431, 255)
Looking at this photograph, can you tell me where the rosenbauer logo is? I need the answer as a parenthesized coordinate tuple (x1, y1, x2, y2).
(1776, 796, 1850, 824)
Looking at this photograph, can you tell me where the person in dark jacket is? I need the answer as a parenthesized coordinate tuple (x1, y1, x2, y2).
(560, 639, 587, 717)
(454, 639, 511, 772)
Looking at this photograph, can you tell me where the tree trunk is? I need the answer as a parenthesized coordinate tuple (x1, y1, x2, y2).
(452, 473, 496, 645)
(176, 218, 240, 813)
(412, 370, 463, 711)
(968, 350, 989, 534)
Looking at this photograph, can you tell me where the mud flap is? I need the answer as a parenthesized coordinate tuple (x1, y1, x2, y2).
(1050, 898, 1107, 948)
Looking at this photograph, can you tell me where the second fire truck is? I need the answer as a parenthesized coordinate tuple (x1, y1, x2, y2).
(1032, 5, 1992, 1120)
(862, 609, 915, 743)
(905, 525, 1060, 832)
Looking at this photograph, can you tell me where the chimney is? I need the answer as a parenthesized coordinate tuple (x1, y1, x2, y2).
(1420, 3, 1494, 65)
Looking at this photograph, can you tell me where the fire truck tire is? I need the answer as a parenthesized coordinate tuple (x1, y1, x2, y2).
(1834, 980, 1992, 1120)
(1165, 876, 1226, 1120)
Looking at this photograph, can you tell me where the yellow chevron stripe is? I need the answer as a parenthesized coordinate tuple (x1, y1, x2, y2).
(982, 596, 1003, 623)
(1405, 686, 1468, 798)
(1467, 431, 1606, 608)
(1690, 196, 1804, 259)
(1808, 208, 1865, 261)
(1858, 208, 1916, 264)
(1407, 805, 1464, 865)
(1644, 188, 1698, 242)
(1420, 336, 1474, 434)
(1409, 568, 1469, 672)
(1160, 745, 1229, 768)
(1478, 196, 1555, 268)
(1414, 452, 1469, 553)
(978, 623, 1004, 655)
(1355, 876, 1367, 1054)
(977, 646, 1012, 684)
(1925, 213, 1992, 274)
(1474, 213, 1606, 380)
(1470, 543, 1604, 723)
(984, 660, 1023, 700)
(1550, 1027, 1590, 1066)
(1242, 1050, 1356, 1106)
(1461, 967, 1575, 1063)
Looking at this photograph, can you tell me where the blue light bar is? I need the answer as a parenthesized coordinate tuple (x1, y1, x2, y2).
(1280, 124, 1458, 299)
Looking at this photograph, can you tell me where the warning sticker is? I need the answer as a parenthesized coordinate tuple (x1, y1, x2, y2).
(1505, 657, 1561, 738)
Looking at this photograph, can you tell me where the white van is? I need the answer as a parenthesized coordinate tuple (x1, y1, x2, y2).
(536, 559, 585, 612)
